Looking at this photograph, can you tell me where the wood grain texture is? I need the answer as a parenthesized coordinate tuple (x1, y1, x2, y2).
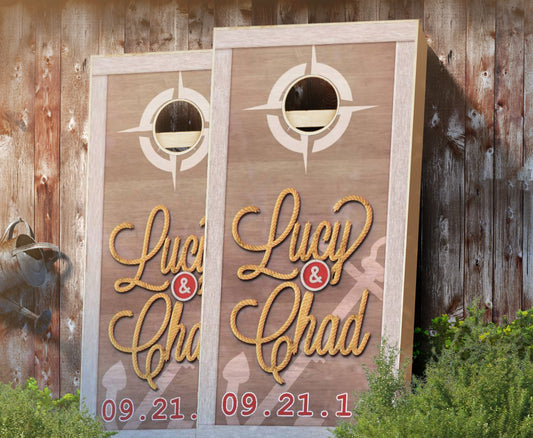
(188, 0, 214, 49)
(80, 74, 107, 415)
(378, 0, 395, 20)
(98, 0, 126, 55)
(524, 0, 533, 310)
(0, 0, 35, 389)
(150, 0, 188, 51)
(382, 41, 416, 365)
(214, 20, 419, 49)
(34, 0, 61, 396)
(394, 0, 423, 21)
(308, 0, 345, 23)
(92, 50, 212, 75)
(214, 0, 252, 27)
(0, 0, 532, 399)
(420, 0, 466, 326)
(276, 0, 308, 25)
(197, 48, 232, 427)
(494, 0, 524, 323)
(251, 0, 275, 25)
(465, 0, 495, 317)
(125, 0, 150, 53)
(345, 0, 378, 21)
(59, 0, 99, 395)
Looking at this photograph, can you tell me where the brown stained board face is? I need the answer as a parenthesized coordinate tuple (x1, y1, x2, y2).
(0, 1, 35, 388)
(96, 69, 210, 431)
(465, 0, 494, 315)
(60, 0, 100, 396)
(34, 0, 61, 396)
(214, 42, 395, 427)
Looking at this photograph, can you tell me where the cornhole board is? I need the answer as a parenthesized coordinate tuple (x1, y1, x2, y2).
(198, 21, 426, 437)
(82, 50, 211, 436)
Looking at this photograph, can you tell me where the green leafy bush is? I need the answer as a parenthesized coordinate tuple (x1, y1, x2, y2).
(334, 306, 533, 438)
(0, 378, 113, 437)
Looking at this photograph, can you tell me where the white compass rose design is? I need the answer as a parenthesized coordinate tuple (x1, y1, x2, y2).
(246, 46, 376, 171)
(119, 72, 209, 189)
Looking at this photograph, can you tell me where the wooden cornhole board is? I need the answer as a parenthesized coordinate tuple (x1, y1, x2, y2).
(198, 21, 426, 437)
(82, 50, 211, 436)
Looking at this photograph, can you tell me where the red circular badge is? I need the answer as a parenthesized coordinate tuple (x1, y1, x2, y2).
(171, 272, 198, 302)
(300, 259, 331, 292)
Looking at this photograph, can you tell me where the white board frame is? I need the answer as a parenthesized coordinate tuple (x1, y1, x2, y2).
(81, 50, 212, 438)
(197, 20, 427, 437)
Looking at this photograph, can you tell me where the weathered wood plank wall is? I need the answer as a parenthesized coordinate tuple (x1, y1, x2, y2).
(0, 0, 531, 396)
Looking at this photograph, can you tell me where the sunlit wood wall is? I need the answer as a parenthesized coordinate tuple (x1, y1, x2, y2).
(0, 0, 531, 396)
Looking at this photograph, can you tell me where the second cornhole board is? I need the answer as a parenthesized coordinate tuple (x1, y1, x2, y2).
(198, 21, 426, 437)
(82, 50, 211, 436)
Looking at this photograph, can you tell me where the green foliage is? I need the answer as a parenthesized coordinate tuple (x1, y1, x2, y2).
(334, 305, 533, 438)
(0, 378, 113, 437)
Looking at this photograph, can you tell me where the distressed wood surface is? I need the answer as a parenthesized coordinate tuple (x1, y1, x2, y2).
(525, 0, 533, 311)
(275, 0, 308, 25)
(125, 0, 151, 53)
(420, 0, 466, 326)
(34, 0, 60, 395)
(0, 0, 532, 394)
(59, 0, 99, 395)
(150, 0, 189, 51)
(188, 0, 214, 49)
(98, 0, 126, 55)
(494, 0, 524, 323)
(465, 0, 495, 318)
(0, 0, 35, 389)
(214, 0, 252, 27)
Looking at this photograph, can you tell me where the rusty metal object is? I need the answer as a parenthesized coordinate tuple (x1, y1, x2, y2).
(0, 218, 60, 333)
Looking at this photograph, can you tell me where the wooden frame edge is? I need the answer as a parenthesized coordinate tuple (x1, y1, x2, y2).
(197, 48, 233, 427)
(80, 73, 107, 416)
(213, 20, 420, 49)
(399, 23, 427, 368)
(91, 50, 212, 76)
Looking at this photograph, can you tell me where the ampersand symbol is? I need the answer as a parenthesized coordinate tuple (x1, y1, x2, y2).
(179, 277, 191, 295)
(309, 266, 323, 284)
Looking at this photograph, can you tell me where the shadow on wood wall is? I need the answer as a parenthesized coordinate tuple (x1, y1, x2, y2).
(0, 0, 531, 396)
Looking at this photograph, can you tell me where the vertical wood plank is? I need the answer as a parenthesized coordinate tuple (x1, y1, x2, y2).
(252, 0, 275, 25)
(275, 0, 308, 25)
(150, 0, 188, 52)
(465, 0, 495, 318)
(34, 0, 61, 396)
(188, 0, 214, 49)
(524, 0, 533, 310)
(394, 0, 424, 21)
(494, 0, 524, 322)
(379, 0, 395, 20)
(125, 0, 150, 53)
(0, 0, 35, 388)
(420, 0, 466, 326)
(60, 0, 99, 395)
(308, 0, 345, 23)
(345, 0, 378, 22)
(214, 0, 252, 27)
(98, 0, 126, 55)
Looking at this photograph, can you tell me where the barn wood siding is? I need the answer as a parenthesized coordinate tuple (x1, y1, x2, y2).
(0, 0, 530, 394)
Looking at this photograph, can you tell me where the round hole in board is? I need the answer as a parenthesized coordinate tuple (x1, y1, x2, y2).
(283, 75, 339, 135)
(153, 98, 204, 155)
